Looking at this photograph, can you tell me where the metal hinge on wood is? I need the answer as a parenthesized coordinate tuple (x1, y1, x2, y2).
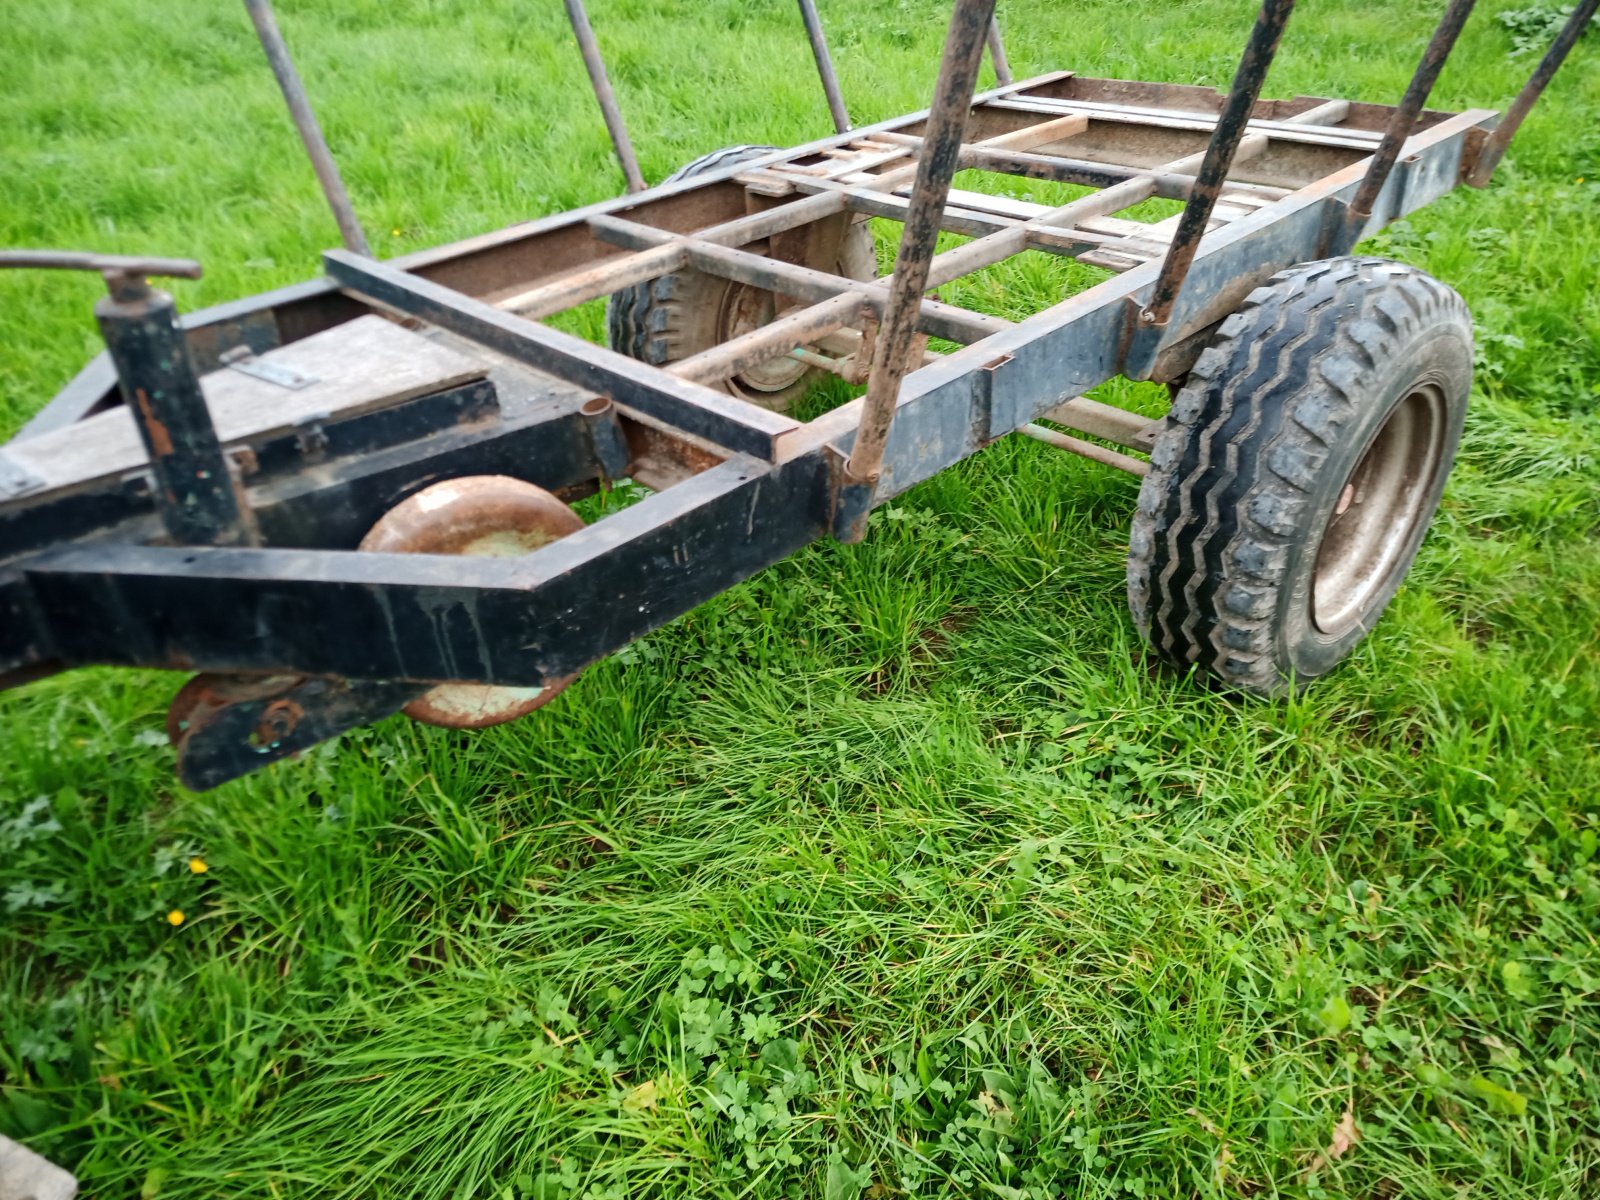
(220, 344, 316, 390)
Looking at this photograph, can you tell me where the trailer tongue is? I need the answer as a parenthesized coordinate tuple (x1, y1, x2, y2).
(2, 0, 1593, 789)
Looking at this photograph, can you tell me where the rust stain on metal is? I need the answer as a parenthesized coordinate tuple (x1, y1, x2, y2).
(255, 698, 303, 744)
(134, 389, 175, 457)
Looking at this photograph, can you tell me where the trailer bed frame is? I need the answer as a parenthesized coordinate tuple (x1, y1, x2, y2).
(3, 0, 1593, 788)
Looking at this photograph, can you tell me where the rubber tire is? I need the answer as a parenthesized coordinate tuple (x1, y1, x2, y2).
(1127, 256, 1472, 696)
(605, 144, 877, 413)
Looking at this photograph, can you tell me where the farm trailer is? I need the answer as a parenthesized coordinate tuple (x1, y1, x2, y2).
(0, 0, 1594, 789)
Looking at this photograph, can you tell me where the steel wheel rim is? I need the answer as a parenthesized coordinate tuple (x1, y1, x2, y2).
(719, 283, 809, 394)
(1311, 383, 1447, 636)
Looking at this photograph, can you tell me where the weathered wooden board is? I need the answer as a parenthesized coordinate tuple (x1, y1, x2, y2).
(5, 316, 487, 497)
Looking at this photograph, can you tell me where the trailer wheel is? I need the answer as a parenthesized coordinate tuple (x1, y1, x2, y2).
(359, 476, 585, 728)
(1127, 256, 1472, 695)
(606, 144, 877, 412)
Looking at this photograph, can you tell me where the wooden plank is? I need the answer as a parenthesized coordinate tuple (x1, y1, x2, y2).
(938, 188, 1055, 220)
(6, 316, 488, 497)
(978, 112, 1090, 153)
(986, 95, 1383, 150)
(1077, 247, 1155, 272)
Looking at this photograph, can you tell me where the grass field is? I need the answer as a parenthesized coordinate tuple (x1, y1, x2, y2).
(3, 1, 1599, 1196)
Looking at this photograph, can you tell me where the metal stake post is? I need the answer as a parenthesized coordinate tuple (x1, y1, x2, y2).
(986, 16, 1013, 86)
(564, 0, 647, 193)
(797, 0, 852, 134)
(1467, 0, 1599, 186)
(1138, 0, 1295, 329)
(1346, 0, 1478, 230)
(242, 0, 372, 257)
(836, 0, 998, 540)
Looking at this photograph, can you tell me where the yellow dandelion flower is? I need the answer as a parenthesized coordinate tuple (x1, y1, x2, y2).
(166, 909, 185, 926)
(189, 857, 209, 874)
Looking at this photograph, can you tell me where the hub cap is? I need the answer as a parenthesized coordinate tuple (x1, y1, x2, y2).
(1311, 383, 1448, 636)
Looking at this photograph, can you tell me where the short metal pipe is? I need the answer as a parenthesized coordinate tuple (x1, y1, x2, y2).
(564, 0, 647, 194)
(1018, 423, 1150, 476)
(580, 396, 634, 479)
(796, 0, 852, 134)
(242, 0, 372, 257)
(844, 0, 999, 497)
(1466, 0, 1599, 186)
(1348, 0, 1477, 221)
(1140, 0, 1296, 328)
(986, 16, 1013, 86)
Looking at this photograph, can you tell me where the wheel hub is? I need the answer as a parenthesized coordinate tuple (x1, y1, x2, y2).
(1311, 383, 1448, 636)
(720, 284, 809, 394)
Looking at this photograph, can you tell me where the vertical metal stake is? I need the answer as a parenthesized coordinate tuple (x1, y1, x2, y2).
(986, 16, 1013, 86)
(96, 274, 254, 546)
(242, 0, 372, 257)
(1466, 0, 1599, 186)
(1346, 0, 1478, 229)
(564, 0, 647, 194)
(1138, 0, 1296, 329)
(838, 0, 998, 536)
(796, 0, 852, 134)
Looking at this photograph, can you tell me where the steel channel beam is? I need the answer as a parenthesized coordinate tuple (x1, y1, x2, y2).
(323, 249, 800, 459)
(1346, 0, 1477, 225)
(242, 0, 372, 256)
(245, 391, 601, 550)
(796, 0, 852, 134)
(1466, 0, 1600, 186)
(922, 175, 1158, 289)
(1139, 0, 1296, 329)
(682, 241, 1009, 344)
(0, 382, 568, 567)
(564, 0, 647, 193)
(19, 452, 831, 686)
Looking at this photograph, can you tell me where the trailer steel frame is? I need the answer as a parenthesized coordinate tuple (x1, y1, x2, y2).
(2, 0, 1593, 788)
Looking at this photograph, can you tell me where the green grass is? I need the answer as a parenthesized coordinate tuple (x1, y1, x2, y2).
(3, 1, 1599, 1197)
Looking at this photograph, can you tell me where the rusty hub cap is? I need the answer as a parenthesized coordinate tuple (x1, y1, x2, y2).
(1311, 384, 1448, 636)
(360, 475, 584, 729)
